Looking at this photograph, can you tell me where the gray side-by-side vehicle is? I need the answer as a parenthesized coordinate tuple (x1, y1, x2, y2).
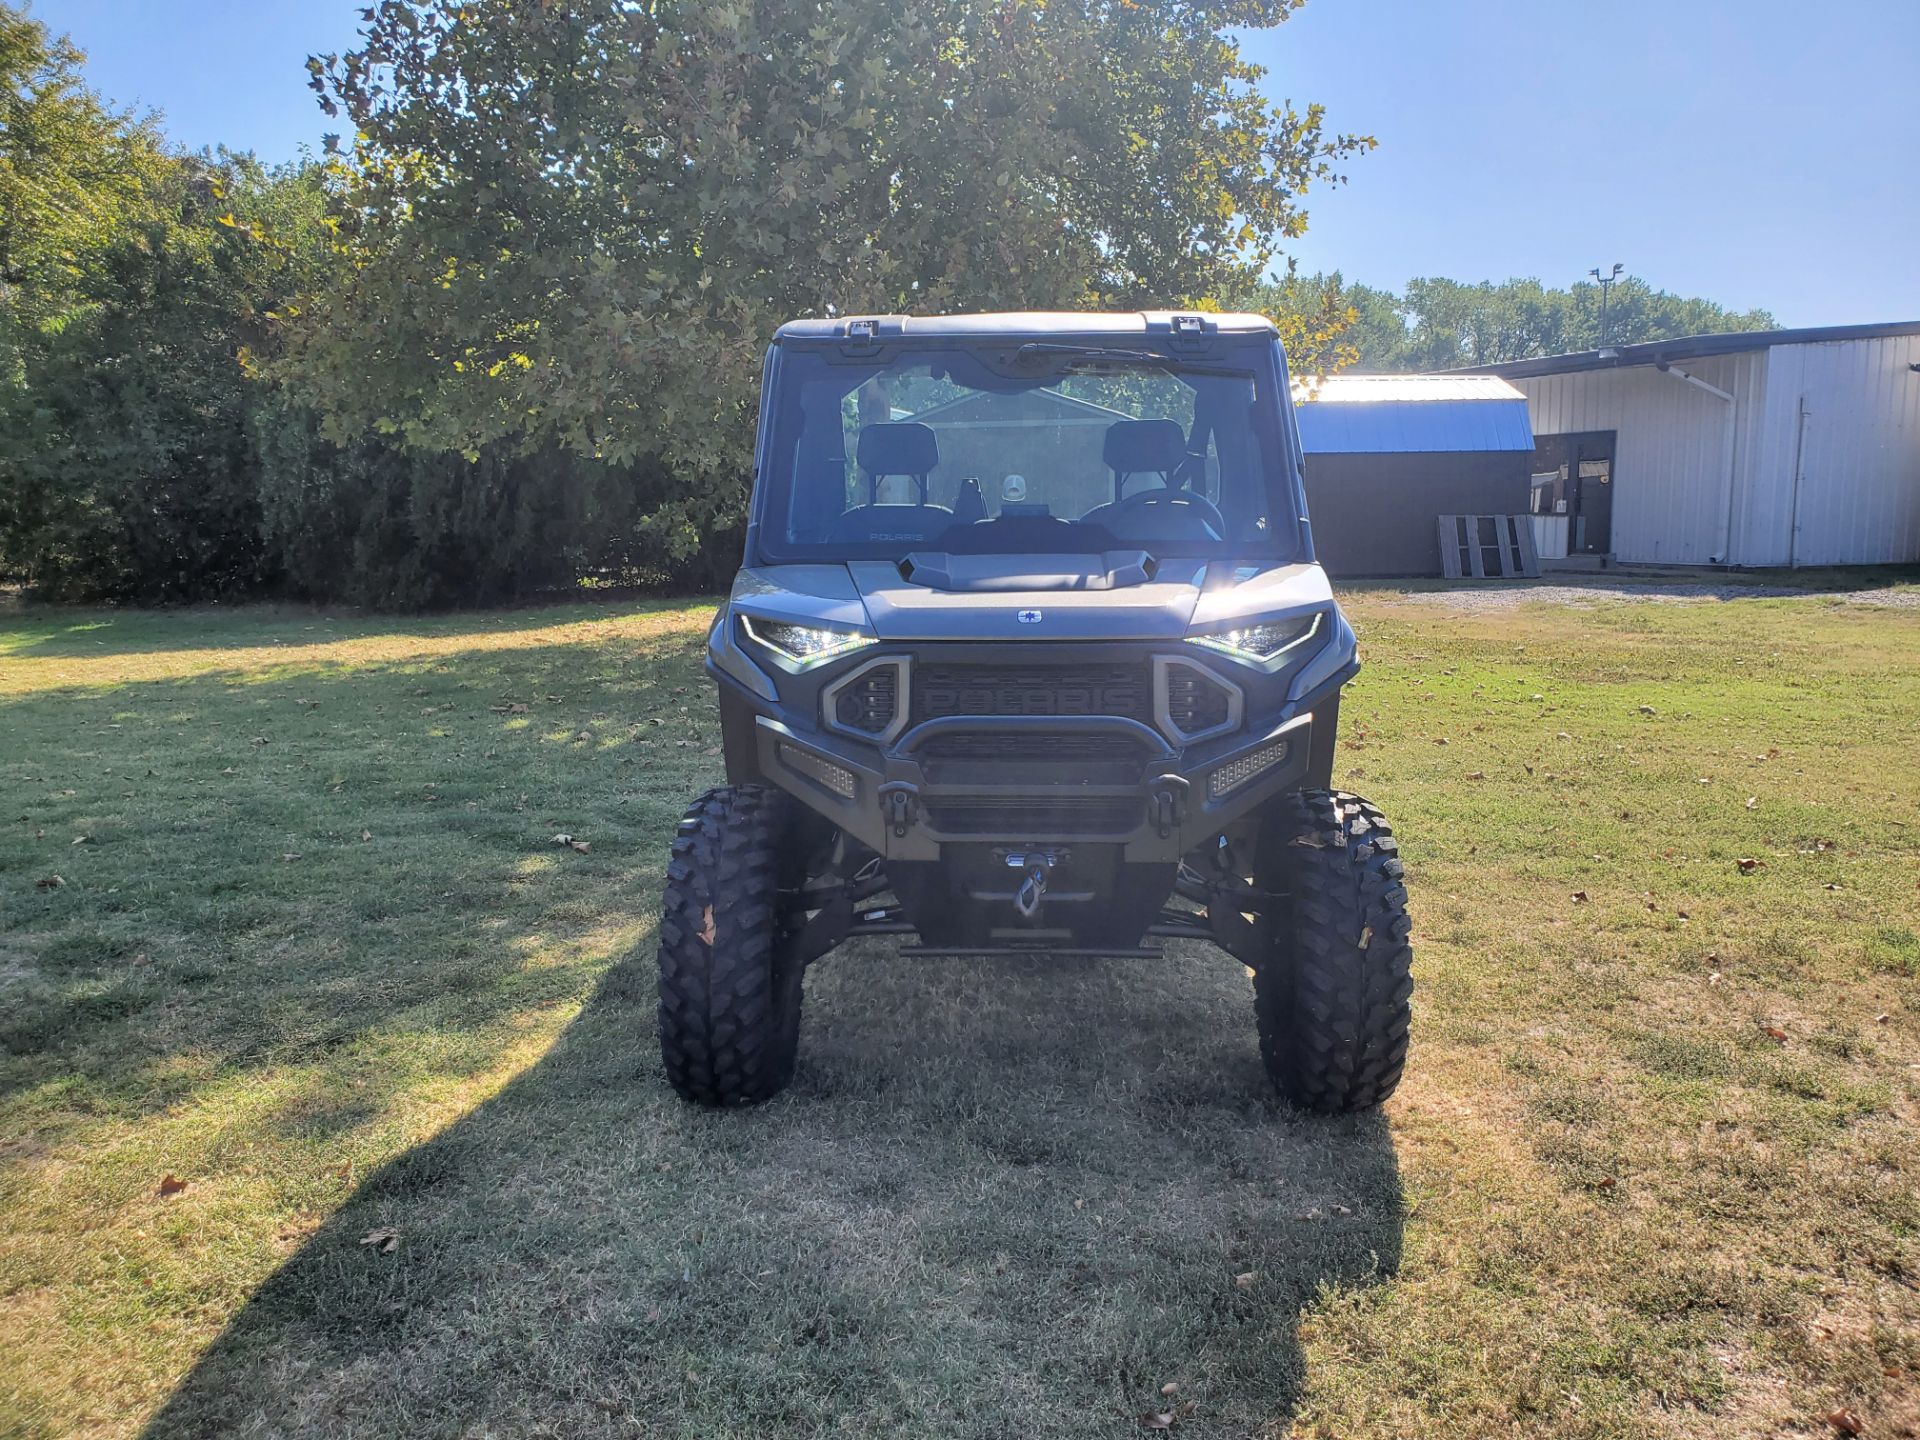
(657, 311, 1413, 1112)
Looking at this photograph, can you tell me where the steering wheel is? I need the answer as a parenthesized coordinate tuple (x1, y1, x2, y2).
(1103, 484, 1227, 538)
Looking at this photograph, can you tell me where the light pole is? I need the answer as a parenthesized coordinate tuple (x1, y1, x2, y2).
(1589, 263, 1624, 347)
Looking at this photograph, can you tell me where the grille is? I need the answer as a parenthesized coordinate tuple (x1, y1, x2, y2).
(916, 732, 1148, 765)
(1164, 663, 1235, 737)
(923, 796, 1143, 836)
(911, 663, 1154, 726)
(831, 665, 898, 735)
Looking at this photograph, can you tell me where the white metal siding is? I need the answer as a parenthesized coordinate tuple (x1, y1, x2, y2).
(1747, 335, 1920, 566)
(1513, 336, 1920, 567)
(1512, 351, 1768, 564)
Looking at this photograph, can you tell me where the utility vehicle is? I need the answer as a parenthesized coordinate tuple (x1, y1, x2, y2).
(658, 312, 1413, 1112)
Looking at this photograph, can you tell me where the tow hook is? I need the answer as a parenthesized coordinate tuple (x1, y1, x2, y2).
(878, 781, 918, 838)
(1000, 847, 1063, 923)
(1014, 865, 1048, 920)
(1150, 775, 1190, 839)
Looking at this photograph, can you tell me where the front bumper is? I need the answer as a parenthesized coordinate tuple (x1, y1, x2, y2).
(747, 704, 1319, 863)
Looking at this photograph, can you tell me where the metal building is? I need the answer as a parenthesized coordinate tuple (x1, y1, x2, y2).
(1293, 374, 1536, 576)
(1462, 321, 1920, 567)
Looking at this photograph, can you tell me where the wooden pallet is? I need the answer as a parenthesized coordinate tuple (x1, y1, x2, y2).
(1437, 514, 1541, 579)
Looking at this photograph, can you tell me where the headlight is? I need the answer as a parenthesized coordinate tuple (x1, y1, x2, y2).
(739, 614, 877, 670)
(1186, 611, 1324, 669)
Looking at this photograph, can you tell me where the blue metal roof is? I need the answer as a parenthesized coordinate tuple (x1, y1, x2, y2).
(1292, 374, 1536, 455)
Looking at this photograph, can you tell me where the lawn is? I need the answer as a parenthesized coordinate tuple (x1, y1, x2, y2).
(2, 583, 1917, 1440)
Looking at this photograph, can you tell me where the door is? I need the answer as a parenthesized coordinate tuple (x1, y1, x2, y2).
(1530, 432, 1616, 555)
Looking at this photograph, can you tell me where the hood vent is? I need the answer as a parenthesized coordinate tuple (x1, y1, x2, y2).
(896, 550, 1156, 593)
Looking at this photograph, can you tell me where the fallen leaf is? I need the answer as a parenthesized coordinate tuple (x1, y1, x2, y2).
(1824, 1408, 1864, 1436)
(1465, 770, 1486, 781)
(698, 906, 716, 945)
(1160, 1382, 1179, 1397)
(157, 1174, 188, 1197)
(570, 840, 591, 854)
(1233, 1271, 1257, 1289)
(360, 1227, 400, 1254)
(1763, 1025, 1789, 1043)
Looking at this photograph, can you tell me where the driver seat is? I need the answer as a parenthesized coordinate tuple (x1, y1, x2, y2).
(829, 421, 953, 543)
(1101, 418, 1187, 504)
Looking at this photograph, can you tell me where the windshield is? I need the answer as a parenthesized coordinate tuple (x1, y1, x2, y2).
(755, 343, 1300, 562)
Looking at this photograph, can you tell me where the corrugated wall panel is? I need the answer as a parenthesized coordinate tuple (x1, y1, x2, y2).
(1514, 352, 1767, 564)
(1776, 335, 1920, 565)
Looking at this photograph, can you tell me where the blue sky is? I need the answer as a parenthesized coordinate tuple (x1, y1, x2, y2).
(37, 0, 1920, 329)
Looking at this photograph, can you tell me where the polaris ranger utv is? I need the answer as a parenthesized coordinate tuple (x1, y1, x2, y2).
(658, 312, 1412, 1112)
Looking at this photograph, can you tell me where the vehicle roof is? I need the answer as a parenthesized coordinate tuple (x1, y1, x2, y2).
(773, 311, 1278, 343)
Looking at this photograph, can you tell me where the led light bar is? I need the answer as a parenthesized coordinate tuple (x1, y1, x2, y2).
(778, 741, 857, 799)
(1209, 738, 1290, 799)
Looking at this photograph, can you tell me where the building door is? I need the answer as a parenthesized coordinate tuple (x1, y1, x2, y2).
(1530, 431, 1615, 555)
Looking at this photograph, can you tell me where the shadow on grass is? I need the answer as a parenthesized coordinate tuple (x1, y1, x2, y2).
(140, 941, 1403, 1439)
(3, 603, 1402, 1436)
(0, 628, 713, 1136)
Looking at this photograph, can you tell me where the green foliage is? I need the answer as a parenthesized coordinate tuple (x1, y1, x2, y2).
(1259, 271, 1779, 373)
(286, 0, 1372, 577)
(0, 6, 170, 358)
(0, 147, 325, 600)
(254, 398, 715, 607)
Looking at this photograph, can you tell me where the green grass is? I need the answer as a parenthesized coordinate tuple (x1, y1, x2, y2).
(1, 586, 1917, 1439)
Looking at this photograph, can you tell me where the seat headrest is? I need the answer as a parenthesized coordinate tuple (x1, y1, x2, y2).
(1102, 418, 1186, 475)
(857, 421, 939, 477)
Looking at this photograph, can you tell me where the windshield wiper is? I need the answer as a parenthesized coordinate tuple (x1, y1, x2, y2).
(1007, 342, 1250, 378)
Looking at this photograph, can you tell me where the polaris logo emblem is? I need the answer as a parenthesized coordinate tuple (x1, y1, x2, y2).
(1017, 609, 1043, 624)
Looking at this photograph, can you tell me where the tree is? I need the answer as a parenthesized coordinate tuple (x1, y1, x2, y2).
(286, 0, 1373, 577)
(0, 5, 170, 368)
(1316, 273, 1777, 372)
(0, 115, 330, 597)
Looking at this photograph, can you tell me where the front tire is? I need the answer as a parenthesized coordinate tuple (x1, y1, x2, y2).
(1253, 790, 1414, 1113)
(657, 786, 803, 1106)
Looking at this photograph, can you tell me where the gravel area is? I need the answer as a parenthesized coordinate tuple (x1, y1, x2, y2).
(1368, 578, 1920, 612)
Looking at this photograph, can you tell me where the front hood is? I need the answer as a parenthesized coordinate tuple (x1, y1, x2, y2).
(725, 560, 1334, 643)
